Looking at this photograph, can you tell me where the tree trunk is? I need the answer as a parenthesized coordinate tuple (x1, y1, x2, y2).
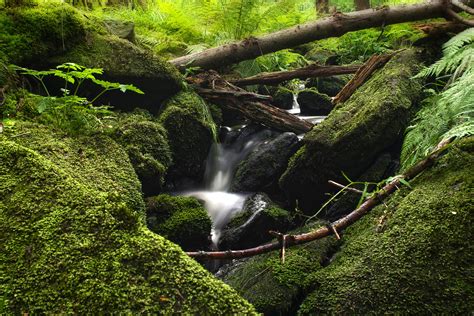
(354, 0, 370, 11)
(171, 0, 451, 71)
(229, 64, 361, 86)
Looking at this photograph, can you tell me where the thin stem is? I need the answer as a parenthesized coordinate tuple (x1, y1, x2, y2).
(37, 76, 50, 97)
(91, 88, 112, 104)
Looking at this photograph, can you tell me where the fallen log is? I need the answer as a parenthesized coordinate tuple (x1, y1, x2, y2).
(229, 64, 361, 87)
(414, 20, 472, 37)
(190, 71, 314, 134)
(170, 0, 474, 70)
(186, 137, 452, 260)
(332, 52, 395, 104)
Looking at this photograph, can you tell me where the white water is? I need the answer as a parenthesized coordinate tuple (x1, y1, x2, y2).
(185, 127, 268, 246)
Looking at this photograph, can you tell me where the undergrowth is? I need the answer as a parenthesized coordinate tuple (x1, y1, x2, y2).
(401, 28, 474, 170)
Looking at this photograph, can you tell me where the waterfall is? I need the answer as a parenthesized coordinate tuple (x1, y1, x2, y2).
(185, 126, 268, 246)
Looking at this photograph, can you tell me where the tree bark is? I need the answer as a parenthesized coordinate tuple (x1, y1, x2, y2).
(171, 0, 450, 70)
(189, 71, 314, 134)
(332, 52, 394, 105)
(186, 138, 452, 260)
(414, 21, 471, 37)
(229, 64, 361, 87)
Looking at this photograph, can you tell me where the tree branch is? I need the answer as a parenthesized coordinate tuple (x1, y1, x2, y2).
(229, 64, 361, 87)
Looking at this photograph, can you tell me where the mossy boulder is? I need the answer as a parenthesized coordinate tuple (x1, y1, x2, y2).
(50, 34, 183, 111)
(273, 86, 294, 110)
(298, 138, 474, 314)
(160, 91, 216, 185)
(113, 111, 172, 196)
(219, 193, 292, 250)
(297, 88, 333, 116)
(146, 194, 212, 251)
(280, 49, 422, 213)
(220, 221, 338, 314)
(0, 121, 256, 314)
(0, 4, 87, 65)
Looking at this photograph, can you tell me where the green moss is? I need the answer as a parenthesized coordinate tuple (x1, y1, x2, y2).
(0, 122, 256, 314)
(223, 222, 338, 314)
(146, 194, 211, 251)
(113, 111, 172, 196)
(280, 49, 423, 213)
(298, 138, 474, 314)
(0, 4, 87, 65)
(159, 91, 216, 180)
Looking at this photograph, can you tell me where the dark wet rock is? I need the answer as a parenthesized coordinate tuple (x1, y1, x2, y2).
(306, 76, 349, 97)
(218, 193, 291, 250)
(297, 89, 333, 115)
(231, 132, 300, 194)
(322, 153, 397, 221)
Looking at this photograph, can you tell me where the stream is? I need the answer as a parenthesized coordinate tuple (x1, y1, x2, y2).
(185, 94, 326, 248)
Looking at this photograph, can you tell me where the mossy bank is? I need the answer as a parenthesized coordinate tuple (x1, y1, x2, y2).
(0, 121, 256, 314)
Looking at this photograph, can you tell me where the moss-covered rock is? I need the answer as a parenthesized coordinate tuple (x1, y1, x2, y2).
(146, 194, 212, 251)
(113, 111, 172, 196)
(280, 49, 422, 213)
(0, 121, 256, 314)
(0, 4, 87, 65)
(221, 221, 338, 314)
(273, 86, 294, 110)
(231, 132, 299, 195)
(160, 90, 216, 184)
(306, 75, 349, 97)
(296, 88, 333, 116)
(298, 138, 474, 314)
(50, 34, 183, 111)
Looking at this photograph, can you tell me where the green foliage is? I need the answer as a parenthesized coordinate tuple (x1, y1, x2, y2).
(401, 29, 474, 170)
(10, 62, 144, 134)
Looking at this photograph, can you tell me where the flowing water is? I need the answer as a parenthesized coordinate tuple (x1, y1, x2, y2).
(184, 127, 269, 246)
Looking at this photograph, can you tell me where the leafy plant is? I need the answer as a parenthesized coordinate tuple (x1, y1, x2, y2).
(13, 62, 144, 133)
(401, 28, 474, 170)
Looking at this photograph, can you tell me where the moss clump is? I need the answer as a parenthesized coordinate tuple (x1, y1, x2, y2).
(0, 4, 87, 65)
(280, 49, 422, 213)
(273, 86, 294, 110)
(159, 91, 216, 181)
(146, 194, 212, 251)
(298, 138, 474, 314)
(113, 111, 172, 196)
(296, 88, 333, 116)
(222, 222, 338, 314)
(50, 34, 183, 110)
(0, 122, 256, 314)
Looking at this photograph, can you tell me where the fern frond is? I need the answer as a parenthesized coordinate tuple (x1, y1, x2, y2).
(443, 28, 474, 56)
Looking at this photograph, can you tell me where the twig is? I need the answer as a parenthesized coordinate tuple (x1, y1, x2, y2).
(451, 0, 474, 14)
(186, 137, 453, 260)
(328, 180, 364, 194)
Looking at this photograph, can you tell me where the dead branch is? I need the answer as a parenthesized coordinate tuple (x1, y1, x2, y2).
(186, 137, 453, 259)
(332, 52, 395, 105)
(229, 64, 361, 87)
(191, 71, 314, 134)
(414, 21, 471, 36)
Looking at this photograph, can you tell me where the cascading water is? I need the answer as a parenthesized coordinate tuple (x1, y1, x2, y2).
(185, 126, 268, 247)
